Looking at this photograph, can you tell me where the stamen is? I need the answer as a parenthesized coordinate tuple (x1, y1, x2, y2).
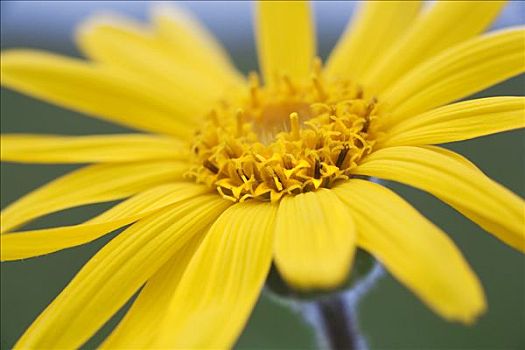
(255, 153, 267, 163)
(273, 175, 284, 191)
(366, 97, 378, 115)
(355, 86, 364, 99)
(363, 97, 378, 132)
(249, 72, 260, 107)
(282, 74, 296, 95)
(289, 112, 300, 140)
(336, 145, 350, 168)
(314, 158, 322, 179)
(217, 187, 237, 202)
(312, 74, 327, 101)
(203, 159, 219, 174)
(236, 109, 245, 136)
(362, 116, 371, 133)
(236, 168, 249, 183)
(209, 109, 219, 126)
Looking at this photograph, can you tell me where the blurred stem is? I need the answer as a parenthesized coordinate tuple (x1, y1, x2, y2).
(265, 254, 381, 350)
(310, 293, 363, 350)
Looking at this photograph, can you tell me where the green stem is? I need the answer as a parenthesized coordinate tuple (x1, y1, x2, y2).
(312, 293, 362, 350)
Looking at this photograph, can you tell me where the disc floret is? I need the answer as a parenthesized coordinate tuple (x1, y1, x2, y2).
(189, 66, 380, 202)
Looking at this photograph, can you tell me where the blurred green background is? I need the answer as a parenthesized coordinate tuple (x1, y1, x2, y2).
(1, 1, 524, 349)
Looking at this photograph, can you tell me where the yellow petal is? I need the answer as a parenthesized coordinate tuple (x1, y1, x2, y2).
(1, 160, 188, 233)
(325, 1, 422, 82)
(256, 1, 315, 85)
(151, 4, 245, 89)
(1, 133, 189, 163)
(13, 195, 230, 350)
(1, 183, 209, 261)
(76, 14, 232, 105)
(354, 146, 525, 252)
(100, 235, 203, 349)
(380, 28, 525, 128)
(365, 1, 507, 93)
(378, 97, 525, 147)
(0, 50, 197, 138)
(151, 202, 277, 349)
(274, 189, 356, 290)
(335, 179, 486, 323)
(421, 145, 479, 171)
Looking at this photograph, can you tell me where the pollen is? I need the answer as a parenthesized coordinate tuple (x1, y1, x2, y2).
(188, 61, 381, 203)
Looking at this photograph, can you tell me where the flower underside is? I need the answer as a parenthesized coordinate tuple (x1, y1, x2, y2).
(189, 61, 380, 202)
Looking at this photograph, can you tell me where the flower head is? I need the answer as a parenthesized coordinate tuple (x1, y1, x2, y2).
(189, 68, 380, 203)
(1, 1, 524, 349)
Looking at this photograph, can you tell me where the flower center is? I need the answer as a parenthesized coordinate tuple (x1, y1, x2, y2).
(188, 64, 380, 203)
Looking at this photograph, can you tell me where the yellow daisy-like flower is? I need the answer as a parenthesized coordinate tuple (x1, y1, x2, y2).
(1, 1, 524, 348)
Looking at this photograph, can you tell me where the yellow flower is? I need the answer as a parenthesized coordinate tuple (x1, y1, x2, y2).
(1, 1, 524, 348)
